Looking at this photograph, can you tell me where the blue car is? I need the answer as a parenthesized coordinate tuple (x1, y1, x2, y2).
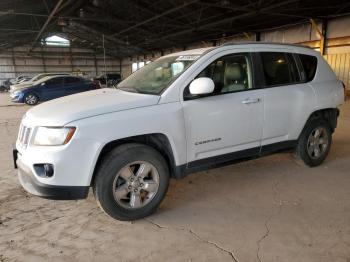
(10, 75, 98, 105)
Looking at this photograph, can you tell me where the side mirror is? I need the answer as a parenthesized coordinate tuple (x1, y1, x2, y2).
(189, 77, 214, 95)
(41, 82, 46, 86)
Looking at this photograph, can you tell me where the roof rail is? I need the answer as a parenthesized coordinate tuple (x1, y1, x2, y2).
(221, 41, 312, 49)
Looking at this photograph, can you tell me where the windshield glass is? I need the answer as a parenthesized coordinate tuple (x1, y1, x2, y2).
(31, 74, 46, 82)
(32, 74, 68, 83)
(118, 54, 200, 95)
(33, 76, 54, 84)
(36, 74, 53, 81)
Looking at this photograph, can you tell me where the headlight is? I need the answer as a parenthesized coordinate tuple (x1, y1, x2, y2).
(33, 127, 76, 146)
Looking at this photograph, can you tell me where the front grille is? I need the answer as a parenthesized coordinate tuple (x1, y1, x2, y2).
(17, 124, 32, 148)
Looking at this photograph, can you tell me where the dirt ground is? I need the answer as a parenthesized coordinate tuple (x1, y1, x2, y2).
(0, 92, 349, 262)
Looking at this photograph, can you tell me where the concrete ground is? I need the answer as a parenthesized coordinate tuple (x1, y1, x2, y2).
(0, 92, 349, 262)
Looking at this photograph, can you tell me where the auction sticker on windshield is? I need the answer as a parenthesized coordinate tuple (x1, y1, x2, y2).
(176, 55, 200, 61)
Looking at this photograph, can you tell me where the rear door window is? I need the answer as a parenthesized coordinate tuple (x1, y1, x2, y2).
(64, 77, 81, 85)
(298, 54, 317, 82)
(260, 52, 300, 86)
(46, 77, 64, 86)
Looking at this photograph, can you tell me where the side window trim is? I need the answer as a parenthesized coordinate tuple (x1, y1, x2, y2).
(183, 52, 256, 101)
(285, 53, 301, 83)
(251, 52, 265, 88)
(292, 53, 307, 83)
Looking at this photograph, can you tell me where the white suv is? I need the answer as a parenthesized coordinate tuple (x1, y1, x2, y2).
(14, 43, 344, 221)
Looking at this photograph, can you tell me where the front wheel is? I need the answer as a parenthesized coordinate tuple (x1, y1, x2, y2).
(24, 93, 39, 105)
(295, 118, 332, 167)
(93, 143, 170, 221)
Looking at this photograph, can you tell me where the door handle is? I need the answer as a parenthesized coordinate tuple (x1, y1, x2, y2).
(242, 98, 260, 104)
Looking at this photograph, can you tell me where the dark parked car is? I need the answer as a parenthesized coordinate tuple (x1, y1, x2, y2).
(10, 75, 99, 105)
(93, 73, 121, 87)
(0, 80, 10, 92)
(2, 79, 12, 91)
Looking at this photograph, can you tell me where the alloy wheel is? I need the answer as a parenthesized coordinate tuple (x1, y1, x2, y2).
(112, 161, 160, 209)
(25, 94, 37, 105)
(307, 127, 329, 160)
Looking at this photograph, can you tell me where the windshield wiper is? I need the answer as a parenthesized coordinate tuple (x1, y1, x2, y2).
(118, 86, 139, 93)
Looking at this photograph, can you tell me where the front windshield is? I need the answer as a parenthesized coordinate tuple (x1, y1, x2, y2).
(31, 74, 45, 82)
(33, 76, 52, 84)
(32, 74, 66, 83)
(118, 54, 200, 95)
(35, 74, 51, 81)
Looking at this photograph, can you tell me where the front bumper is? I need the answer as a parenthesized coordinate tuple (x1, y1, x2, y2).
(16, 157, 89, 200)
(10, 91, 23, 102)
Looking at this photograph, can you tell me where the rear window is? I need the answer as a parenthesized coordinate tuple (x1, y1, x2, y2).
(299, 54, 317, 82)
(260, 52, 300, 86)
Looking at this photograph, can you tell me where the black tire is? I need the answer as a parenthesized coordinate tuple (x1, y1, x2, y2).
(24, 93, 39, 105)
(93, 143, 170, 221)
(295, 118, 332, 167)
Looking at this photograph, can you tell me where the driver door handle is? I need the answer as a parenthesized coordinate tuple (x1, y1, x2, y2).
(242, 98, 260, 104)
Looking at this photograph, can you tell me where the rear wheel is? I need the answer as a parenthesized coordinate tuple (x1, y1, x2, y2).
(93, 143, 170, 221)
(24, 93, 39, 105)
(295, 118, 332, 167)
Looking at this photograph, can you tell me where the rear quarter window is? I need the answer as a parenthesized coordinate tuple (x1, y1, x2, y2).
(298, 54, 317, 82)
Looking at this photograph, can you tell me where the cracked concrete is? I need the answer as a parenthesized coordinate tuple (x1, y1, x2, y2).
(145, 218, 239, 262)
(0, 93, 350, 262)
(256, 180, 284, 262)
(256, 200, 282, 262)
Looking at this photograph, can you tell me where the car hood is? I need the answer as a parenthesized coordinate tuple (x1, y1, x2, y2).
(11, 83, 34, 91)
(24, 89, 160, 126)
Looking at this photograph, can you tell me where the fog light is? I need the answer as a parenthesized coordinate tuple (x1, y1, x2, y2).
(44, 164, 54, 177)
(33, 164, 54, 178)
